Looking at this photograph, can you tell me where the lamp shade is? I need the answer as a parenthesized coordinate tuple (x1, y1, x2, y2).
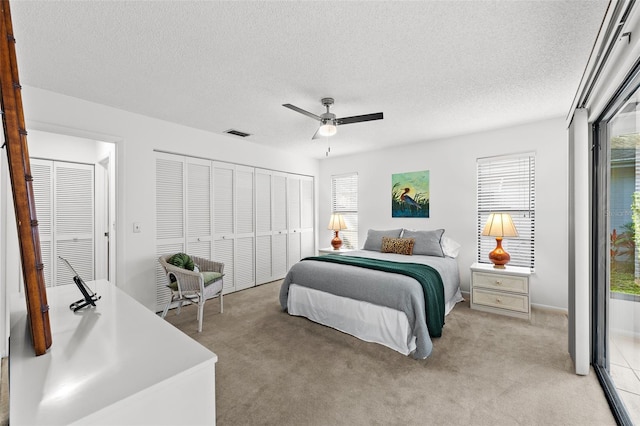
(318, 120, 337, 137)
(481, 213, 519, 238)
(327, 213, 347, 231)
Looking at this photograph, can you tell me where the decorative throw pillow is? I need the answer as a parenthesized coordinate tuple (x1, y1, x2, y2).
(363, 229, 403, 251)
(381, 237, 415, 255)
(401, 229, 445, 257)
(168, 252, 195, 271)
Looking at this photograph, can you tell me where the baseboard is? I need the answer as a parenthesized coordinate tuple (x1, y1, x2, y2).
(531, 303, 568, 315)
(1, 357, 7, 425)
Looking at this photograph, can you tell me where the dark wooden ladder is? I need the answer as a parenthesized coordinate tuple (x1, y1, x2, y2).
(0, 0, 51, 355)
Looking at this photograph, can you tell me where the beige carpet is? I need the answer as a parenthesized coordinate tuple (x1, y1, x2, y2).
(165, 280, 615, 425)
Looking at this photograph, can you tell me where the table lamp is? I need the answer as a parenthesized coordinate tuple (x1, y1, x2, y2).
(327, 213, 347, 250)
(482, 212, 518, 268)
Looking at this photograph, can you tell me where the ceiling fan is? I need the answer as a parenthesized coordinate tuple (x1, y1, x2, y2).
(283, 97, 383, 140)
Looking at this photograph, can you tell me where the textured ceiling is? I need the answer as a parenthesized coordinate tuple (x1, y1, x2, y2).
(9, 1, 610, 159)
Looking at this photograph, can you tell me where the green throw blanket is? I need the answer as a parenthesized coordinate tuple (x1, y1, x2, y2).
(303, 255, 446, 337)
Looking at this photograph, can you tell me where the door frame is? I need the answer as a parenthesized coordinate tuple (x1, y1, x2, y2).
(23, 123, 120, 286)
(591, 57, 640, 426)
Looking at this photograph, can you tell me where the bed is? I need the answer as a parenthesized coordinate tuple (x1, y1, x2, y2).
(279, 228, 464, 359)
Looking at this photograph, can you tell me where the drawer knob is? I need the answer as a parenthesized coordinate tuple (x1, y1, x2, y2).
(495, 280, 502, 285)
(495, 298, 502, 303)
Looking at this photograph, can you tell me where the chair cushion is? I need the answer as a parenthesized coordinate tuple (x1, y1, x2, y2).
(168, 253, 194, 271)
(202, 272, 224, 286)
(166, 272, 223, 291)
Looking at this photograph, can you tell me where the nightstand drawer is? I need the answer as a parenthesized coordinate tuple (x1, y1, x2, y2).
(472, 288, 529, 313)
(472, 271, 528, 293)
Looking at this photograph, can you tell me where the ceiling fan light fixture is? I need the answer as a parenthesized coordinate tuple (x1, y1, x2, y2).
(283, 98, 383, 140)
(318, 120, 337, 137)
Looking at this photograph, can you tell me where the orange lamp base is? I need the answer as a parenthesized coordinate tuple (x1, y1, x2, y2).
(488, 237, 510, 269)
(331, 231, 343, 250)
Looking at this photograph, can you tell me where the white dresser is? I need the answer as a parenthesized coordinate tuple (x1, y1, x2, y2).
(470, 262, 532, 320)
(10, 279, 217, 425)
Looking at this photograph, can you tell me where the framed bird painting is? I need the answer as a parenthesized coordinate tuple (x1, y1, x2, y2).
(392, 170, 430, 218)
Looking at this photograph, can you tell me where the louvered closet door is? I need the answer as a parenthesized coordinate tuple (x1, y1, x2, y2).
(31, 160, 95, 288)
(31, 159, 53, 287)
(255, 169, 273, 284)
(287, 176, 302, 269)
(54, 162, 95, 287)
(156, 153, 185, 310)
(255, 169, 289, 285)
(213, 162, 235, 293)
(235, 166, 255, 291)
(300, 176, 315, 258)
(186, 158, 213, 259)
(272, 173, 288, 278)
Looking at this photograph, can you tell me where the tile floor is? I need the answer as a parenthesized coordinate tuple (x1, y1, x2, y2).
(611, 332, 640, 424)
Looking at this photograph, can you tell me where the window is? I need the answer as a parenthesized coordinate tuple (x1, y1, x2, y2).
(477, 153, 535, 269)
(331, 173, 358, 249)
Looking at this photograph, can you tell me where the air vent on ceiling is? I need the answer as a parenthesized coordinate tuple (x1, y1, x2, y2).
(224, 129, 252, 138)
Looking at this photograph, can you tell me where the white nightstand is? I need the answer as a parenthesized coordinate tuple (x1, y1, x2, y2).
(470, 262, 532, 320)
(318, 247, 354, 255)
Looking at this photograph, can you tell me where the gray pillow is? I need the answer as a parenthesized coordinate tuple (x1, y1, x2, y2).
(363, 229, 403, 251)
(401, 229, 445, 257)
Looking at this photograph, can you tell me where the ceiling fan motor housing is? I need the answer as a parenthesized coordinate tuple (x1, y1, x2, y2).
(321, 97, 335, 107)
(320, 113, 336, 123)
(321, 98, 336, 124)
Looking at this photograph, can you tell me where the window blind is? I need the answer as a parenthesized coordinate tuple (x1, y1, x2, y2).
(331, 173, 358, 249)
(477, 153, 535, 269)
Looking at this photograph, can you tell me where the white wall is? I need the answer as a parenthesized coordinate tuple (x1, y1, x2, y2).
(319, 116, 569, 310)
(28, 130, 102, 163)
(3, 86, 319, 311)
(2, 85, 569, 318)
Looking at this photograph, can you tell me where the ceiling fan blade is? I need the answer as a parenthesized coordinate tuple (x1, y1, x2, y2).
(283, 103, 321, 121)
(336, 112, 384, 125)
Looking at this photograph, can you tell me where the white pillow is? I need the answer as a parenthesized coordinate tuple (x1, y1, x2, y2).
(441, 236, 461, 258)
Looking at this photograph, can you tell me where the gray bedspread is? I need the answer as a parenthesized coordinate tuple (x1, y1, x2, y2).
(279, 250, 461, 359)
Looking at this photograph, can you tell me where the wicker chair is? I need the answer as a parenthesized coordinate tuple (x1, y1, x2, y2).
(158, 254, 224, 332)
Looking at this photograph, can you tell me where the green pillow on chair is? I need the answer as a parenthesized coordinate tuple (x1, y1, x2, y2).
(168, 253, 194, 271)
(202, 272, 224, 286)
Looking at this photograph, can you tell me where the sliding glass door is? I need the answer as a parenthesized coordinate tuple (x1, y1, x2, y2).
(594, 65, 640, 426)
